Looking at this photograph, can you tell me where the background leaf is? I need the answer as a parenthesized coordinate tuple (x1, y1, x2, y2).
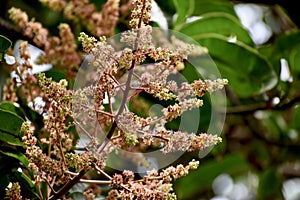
(0, 108, 25, 136)
(257, 168, 283, 199)
(0, 147, 29, 166)
(172, 0, 195, 25)
(174, 154, 249, 199)
(177, 12, 254, 45)
(0, 131, 24, 147)
(192, 34, 278, 97)
(192, 0, 237, 17)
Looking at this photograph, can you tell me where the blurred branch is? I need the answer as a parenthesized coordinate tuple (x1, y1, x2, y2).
(224, 87, 300, 147)
(224, 95, 300, 114)
(0, 17, 33, 44)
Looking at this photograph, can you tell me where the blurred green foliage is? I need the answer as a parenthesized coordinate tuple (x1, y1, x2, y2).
(1, 0, 300, 199)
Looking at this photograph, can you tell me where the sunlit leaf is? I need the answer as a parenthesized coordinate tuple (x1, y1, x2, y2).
(177, 12, 254, 45)
(0, 102, 26, 119)
(191, 33, 278, 97)
(173, 0, 194, 25)
(260, 31, 300, 77)
(193, 0, 237, 17)
(0, 147, 29, 166)
(0, 131, 24, 147)
(11, 168, 35, 189)
(0, 108, 25, 136)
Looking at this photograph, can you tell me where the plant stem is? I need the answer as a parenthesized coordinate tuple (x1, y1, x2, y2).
(49, 168, 87, 200)
(96, 0, 148, 154)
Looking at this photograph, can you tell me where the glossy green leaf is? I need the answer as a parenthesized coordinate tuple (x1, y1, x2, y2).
(0, 108, 25, 136)
(10, 168, 38, 199)
(174, 154, 249, 199)
(291, 106, 300, 130)
(193, 0, 237, 17)
(0, 147, 29, 166)
(0, 131, 24, 147)
(154, 1, 176, 15)
(261, 31, 300, 76)
(290, 48, 300, 76)
(177, 12, 254, 45)
(0, 102, 26, 119)
(0, 35, 12, 61)
(173, 0, 194, 25)
(45, 69, 68, 82)
(191, 33, 278, 97)
(257, 168, 283, 199)
(0, 35, 12, 52)
(0, 175, 9, 193)
(11, 168, 35, 189)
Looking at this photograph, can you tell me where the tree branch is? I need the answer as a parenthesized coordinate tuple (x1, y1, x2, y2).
(49, 168, 88, 200)
(224, 95, 300, 114)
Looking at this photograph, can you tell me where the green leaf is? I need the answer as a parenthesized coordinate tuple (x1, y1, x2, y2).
(11, 168, 35, 189)
(0, 102, 26, 119)
(44, 69, 68, 82)
(291, 106, 300, 130)
(0, 147, 29, 166)
(155, 0, 176, 15)
(0, 175, 10, 193)
(262, 31, 300, 76)
(0, 131, 24, 147)
(192, 33, 278, 97)
(10, 168, 38, 199)
(0, 108, 25, 136)
(193, 0, 237, 17)
(0, 35, 12, 61)
(257, 168, 283, 199)
(290, 48, 300, 76)
(177, 12, 254, 46)
(174, 154, 249, 199)
(173, 0, 195, 25)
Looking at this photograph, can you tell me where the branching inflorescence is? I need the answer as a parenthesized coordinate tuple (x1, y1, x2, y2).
(4, 0, 227, 199)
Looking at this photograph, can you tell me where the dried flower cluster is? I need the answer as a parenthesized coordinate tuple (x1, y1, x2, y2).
(3, 0, 228, 199)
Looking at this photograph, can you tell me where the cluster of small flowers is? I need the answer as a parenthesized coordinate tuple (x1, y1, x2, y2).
(191, 78, 228, 96)
(107, 160, 199, 199)
(129, 0, 152, 29)
(161, 78, 227, 121)
(42, 23, 81, 76)
(8, 7, 48, 47)
(21, 121, 69, 186)
(162, 131, 222, 153)
(83, 188, 96, 200)
(41, 0, 120, 37)
(3, 0, 229, 198)
(8, 8, 81, 76)
(5, 182, 23, 200)
(3, 41, 39, 105)
(39, 0, 66, 12)
(74, 0, 227, 158)
(37, 74, 74, 156)
(116, 111, 154, 146)
(65, 152, 96, 170)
